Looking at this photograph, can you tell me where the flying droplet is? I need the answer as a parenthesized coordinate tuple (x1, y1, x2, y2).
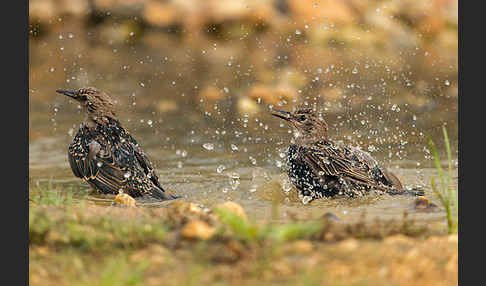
(216, 165, 226, 173)
(203, 143, 214, 151)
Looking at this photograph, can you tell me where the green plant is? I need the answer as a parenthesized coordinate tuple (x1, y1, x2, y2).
(215, 208, 324, 243)
(29, 181, 75, 207)
(427, 126, 458, 233)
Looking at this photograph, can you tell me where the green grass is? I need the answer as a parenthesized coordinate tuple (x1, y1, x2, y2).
(214, 208, 325, 244)
(77, 257, 149, 286)
(29, 182, 75, 206)
(427, 126, 458, 234)
(29, 204, 168, 251)
(29, 185, 451, 286)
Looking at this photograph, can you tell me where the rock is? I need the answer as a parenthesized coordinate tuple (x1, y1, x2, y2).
(113, 193, 136, 207)
(181, 220, 216, 240)
(322, 212, 340, 222)
(214, 201, 248, 221)
(29, 0, 55, 23)
(167, 201, 204, 216)
(166, 201, 208, 226)
(143, 1, 179, 27)
(288, 0, 357, 26)
(199, 86, 226, 102)
(410, 196, 438, 212)
(156, 99, 178, 113)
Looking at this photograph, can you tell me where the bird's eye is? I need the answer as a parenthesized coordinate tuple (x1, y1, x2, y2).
(299, 115, 306, 121)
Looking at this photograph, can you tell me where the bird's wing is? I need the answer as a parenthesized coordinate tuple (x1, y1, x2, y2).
(300, 141, 378, 186)
(69, 122, 171, 199)
(68, 128, 102, 181)
(125, 133, 164, 191)
(68, 125, 142, 195)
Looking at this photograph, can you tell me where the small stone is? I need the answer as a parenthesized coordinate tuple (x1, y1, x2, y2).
(410, 196, 438, 212)
(156, 99, 178, 113)
(214, 201, 248, 221)
(199, 86, 225, 101)
(142, 1, 178, 27)
(322, 212, 340, 221)
(167, 201, 204, 216)
(113, 193, 136, 207)
(181, 220, 216, 240)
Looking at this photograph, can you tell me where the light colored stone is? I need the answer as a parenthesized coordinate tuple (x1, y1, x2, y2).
(113, 193, 136, 207)
(181, 220, 216, 240)
(214, 201, 248, 221)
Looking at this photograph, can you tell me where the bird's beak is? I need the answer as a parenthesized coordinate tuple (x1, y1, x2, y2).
(271, 109, 293, 121)
(56, 89, 77, 99)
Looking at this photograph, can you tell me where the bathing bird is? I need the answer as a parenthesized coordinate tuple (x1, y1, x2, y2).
(272, 108, 423, 203)
(57, 87, 177, 200)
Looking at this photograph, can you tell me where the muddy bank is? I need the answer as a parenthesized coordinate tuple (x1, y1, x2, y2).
(29, 198, 456, 286)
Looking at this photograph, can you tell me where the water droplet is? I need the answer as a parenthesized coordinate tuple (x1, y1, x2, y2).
(216, 165, 226, 173)
(229, 172, 240, 190)
(295, 29, 302, 35)
(231, 144, 238, 151)
(444, 80, 450, 86)
(203, 143, 214, 150)
(124, 172, 131, 178)
(282, 178, 292, 193)
(301, 196, 313, 204)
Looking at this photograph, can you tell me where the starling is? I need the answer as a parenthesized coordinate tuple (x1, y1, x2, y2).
(57, 87, 177, 201)
(272, 108, 423, 203)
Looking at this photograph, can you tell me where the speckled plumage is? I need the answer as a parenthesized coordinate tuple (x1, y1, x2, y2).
(58, 87, 176, 200)
(272, 108, 423, 203)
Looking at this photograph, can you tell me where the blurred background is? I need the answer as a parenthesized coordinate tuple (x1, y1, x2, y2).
(29, 3, 458, 284)
(29, 0, 458, 214)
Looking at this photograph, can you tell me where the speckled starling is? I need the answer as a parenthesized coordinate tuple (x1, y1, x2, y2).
(272, 108, 423, 203)
(57, 87, 177, 200)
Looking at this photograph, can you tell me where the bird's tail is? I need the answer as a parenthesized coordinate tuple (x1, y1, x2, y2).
(149, 186, 180, 201)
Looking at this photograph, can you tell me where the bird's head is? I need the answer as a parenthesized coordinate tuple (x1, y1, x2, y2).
(56, 87, 117, 124)
(271, 108, 328, 142)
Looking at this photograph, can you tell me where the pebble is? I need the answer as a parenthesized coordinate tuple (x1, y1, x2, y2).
(113, 193, 136, 207)
(214, 201, 248, 221)
(181, 220, 216, 240)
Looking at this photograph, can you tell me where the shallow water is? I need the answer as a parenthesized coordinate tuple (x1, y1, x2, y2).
(29, 26, 457, 225)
